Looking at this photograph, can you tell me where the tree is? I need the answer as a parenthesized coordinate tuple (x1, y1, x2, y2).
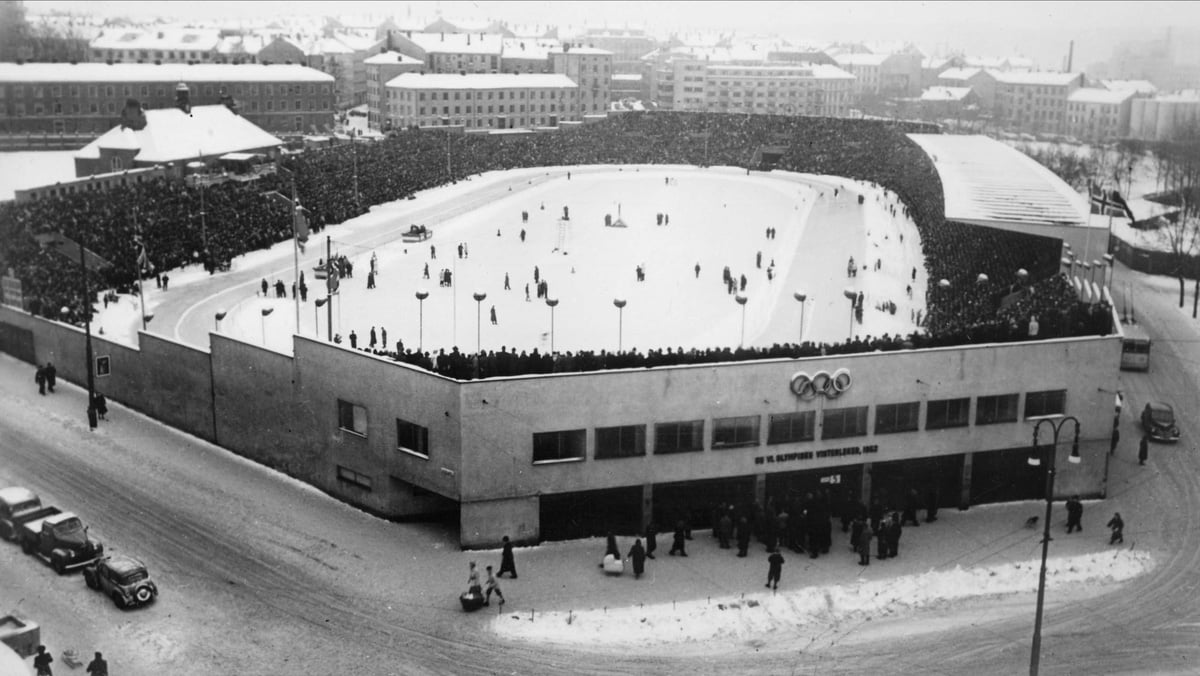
(1160, 200, 1200, 308)
(0, 0, 31, 61)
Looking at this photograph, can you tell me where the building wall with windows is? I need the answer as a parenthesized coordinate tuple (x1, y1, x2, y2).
(550, 47, 613, 118)
(365, 51, 424, 129)
(696, 64, 854, 117)
(993, 72, 1084, 135)
(1066, 88, 1134, 141)
(384, 73, 579, 130)
(0, 63, 336, 134)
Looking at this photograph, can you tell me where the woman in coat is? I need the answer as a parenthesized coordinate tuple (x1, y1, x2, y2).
(627, 538, 646, 579)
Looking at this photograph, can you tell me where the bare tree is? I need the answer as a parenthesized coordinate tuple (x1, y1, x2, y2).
(1160, 200, 1200, 308)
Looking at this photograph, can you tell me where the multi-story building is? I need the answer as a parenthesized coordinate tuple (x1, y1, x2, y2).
(992, 71, 1084, 135)
(698, 64, 854, 117)
(383, 72, 578, 130)
(833, 52, 923, 98)
(578, 28, 657, 76)
(365, 50, 424, 130)
(550, 45, 612, 118)
(386, 31, 504, 74)
(89, 27, 222, 64)
(1065, 88, 1134, 141)
(499, 38, 558, 74)
(1129, 92, 1200, 141)
(0, 62, 335, 134)
(937, 67, 999, 114)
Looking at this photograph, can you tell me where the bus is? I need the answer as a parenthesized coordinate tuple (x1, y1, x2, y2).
(1119, 322, 1151, 371)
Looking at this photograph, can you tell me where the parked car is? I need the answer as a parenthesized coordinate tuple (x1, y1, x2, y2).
(83, 555, 158, 609)
(0, 487, 45, 541)
(17, 511, 103, 574)
(1141, 402, 1181, 442)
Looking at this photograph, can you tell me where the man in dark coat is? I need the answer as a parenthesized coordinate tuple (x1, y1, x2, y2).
(876, 520, 889, 560)
(86, 652, 108, 676)
(869, 499, 884, 533)
(45, 362, 56, 392)
(855, 519, 872, 566)
(645, 522, 658, 559)
(766, 550, 785, 590)
(498, 535, 518, 578)
(35, 364, 47, 395)
(1138, 434, 1149, 466)
(901, 489, 921, 527)
(925, 488, 939, 523)
(850, 515, 865, 553)
(736, 516, 751, 557)
(33, 644, 53, 676)
(885, 512, 903, 559)
(628, 538, 647, 579)
(669, 521, 688, 556)
(1066, 496, 1083, 533)
(1107, 513, 1125, 544)
(717, 511, 733, 549)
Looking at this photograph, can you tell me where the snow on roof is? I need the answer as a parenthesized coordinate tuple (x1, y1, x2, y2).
(385, 73, 578, 90)
(335, 32, 381, 51)
(318, 37, 355, 55)
(937, 67, 983, 81)
(992, 71, 1081, 86)
(364, 50, 424, 66)
(1125, 197, 1178, 222)
(1068, 88, 1134, 105)
(907, 134, 1088, 228)
(554, 45, 613, 56)
(404, 31, 505, 55)
(1102, 79, 1158, 95)
(501, 38, 561, 60)
(612, 73, 643, 82)
(76, 105, 281, 163)
(0, 63, 333, 83)
(922, 56, 955, 69)
(920, 87, 974, 102)
(91, 27, 222, 52)
(834, 53, 890, 67)
(216, 34, 265, 56)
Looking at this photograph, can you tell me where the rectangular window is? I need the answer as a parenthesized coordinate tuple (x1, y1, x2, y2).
(712, 415, 760, 448)
(396, 419, 429, 458)
(976, 394, 1020, 425)
(1024, 390, 1067, 419)
(767, 411, 816, 444)
(822, 406, 868, 439)
(875, 402, 920, 434)
(532, 429, 586, 463)
(654, 420, 705, 454)
(926, 397, 970, 430)
(595, 425, 646, 459)
(337, 399, 367, 436)
(336, 465, 372, 490)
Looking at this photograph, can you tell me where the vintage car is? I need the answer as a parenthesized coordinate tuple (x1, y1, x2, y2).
(1141, 402, 1181, 442)
(0, 487, 45, 541)
(18, 512, 103, 574)
(83, 555, 158, 609)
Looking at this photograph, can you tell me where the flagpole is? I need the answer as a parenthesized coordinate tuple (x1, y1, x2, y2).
(291, 175, 300, 335)
(134, 211, 148, 332)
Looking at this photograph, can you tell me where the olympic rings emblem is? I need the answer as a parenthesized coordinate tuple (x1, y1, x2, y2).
(790, 369, 852, 399)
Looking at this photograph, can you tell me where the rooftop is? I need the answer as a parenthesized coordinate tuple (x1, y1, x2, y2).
(833, 53, 891, 67)
(385, 73, 578, 90)
(937, 67, 984, 81)
(0, 62, 334, 83)
(907, 134, 1088, 228)
(402, 31, 505, 55)
(1068, 88, 1135, 105)
(91, 27, 222, 52)
(364, 51, 424, 66)
(76, 105, 282, 164)
(992, 71, 1082, 87)
(920, 86, 975, 102)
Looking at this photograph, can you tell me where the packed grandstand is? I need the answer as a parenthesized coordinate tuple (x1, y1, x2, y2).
(0, 113, 1111, 379)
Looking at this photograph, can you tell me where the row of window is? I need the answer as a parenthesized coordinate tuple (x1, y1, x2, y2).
(337, 400, 431, 458)
(1, 83, 331, 99)
(390, 89, 575, 101)
(94, 49, 213, 61)
(4, 98, 332, 116)
(531, 390, 1067, 463)
(396, 103, 561, 115)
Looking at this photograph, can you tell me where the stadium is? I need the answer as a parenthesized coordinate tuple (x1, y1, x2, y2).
(0, 113, 1121, 548)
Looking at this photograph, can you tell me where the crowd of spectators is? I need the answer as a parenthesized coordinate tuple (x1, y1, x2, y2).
(0, 111, 1110, 378)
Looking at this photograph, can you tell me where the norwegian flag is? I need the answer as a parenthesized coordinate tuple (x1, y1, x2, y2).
(1090, 182, 1134, 220)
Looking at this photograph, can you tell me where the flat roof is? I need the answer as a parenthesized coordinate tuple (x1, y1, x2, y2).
(907, 134, 1088, 228)
(385, 73, 578, 90)
(0, 62, 334, 83)
(992, 71, 1082, 86)
(403, 32, 504, 55)
(1068, 88, 1134, 105)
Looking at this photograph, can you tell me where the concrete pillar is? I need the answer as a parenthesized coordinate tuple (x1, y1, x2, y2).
(754, 473, 766, 506)
(960, 452, 974, 510)
(641, 483, 653, 533)
(861, 462, 873, 503)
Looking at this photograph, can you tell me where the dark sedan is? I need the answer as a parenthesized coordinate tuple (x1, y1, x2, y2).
(1141, 402, 1181, 442)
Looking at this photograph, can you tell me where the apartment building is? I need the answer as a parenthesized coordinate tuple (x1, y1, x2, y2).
(365, 51, 425, 129)
(992, 71, 1084, 135)
(1065, 88, 1134, 141)
(383, 72, 578, 130)
(550, 45, 613, 118)
(699, 64, 854, 117)
(89, 27, 222, 64)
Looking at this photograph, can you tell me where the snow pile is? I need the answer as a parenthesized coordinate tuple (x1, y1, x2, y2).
(492, 549, 1155, 647)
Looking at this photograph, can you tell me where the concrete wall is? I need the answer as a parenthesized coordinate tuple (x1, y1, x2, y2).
(461, 496, 538, 547)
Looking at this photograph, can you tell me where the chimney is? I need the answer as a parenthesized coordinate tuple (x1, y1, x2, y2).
(1066, 40, 1074, 72)
(175, 81, 191, 113)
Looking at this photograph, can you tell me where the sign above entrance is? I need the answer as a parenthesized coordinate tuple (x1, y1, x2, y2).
(790, 368, 852, 400)
(756, 444, 878, 466)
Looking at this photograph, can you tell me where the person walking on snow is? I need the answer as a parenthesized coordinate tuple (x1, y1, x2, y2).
(669, 521, 688, 556)
(498, 535, 518, 578)
(1066, 496, 1084, 533)
(628, 538, 646, 579)
(1107, 513, 1125, 544)
(490, 306, 498, 325)
(33, 644, 53, 676)
(484, 565, 505, 606)
(766, 550, 784, 590)
(1139, 434, 1149, 466)
(35, 364, 47, 395)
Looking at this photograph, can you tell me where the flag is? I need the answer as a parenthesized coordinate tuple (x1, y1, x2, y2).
(1109, 190, 1135, 221)
(1089, 183, 1132, 219)
(137, 243, 154, 274)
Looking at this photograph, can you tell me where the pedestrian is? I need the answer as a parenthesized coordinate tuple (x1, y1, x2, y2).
(856, 520, 873, 566)
(162, 274, 169, 291)
(756, 251, 762, 269)
(484, 565, 505, 606)
(34, 645, 53, 676)
(45, 362, 56, 392)
(735, 516, 751, 557)
(367, 270, 375, 289)
(534, 266, 540, 284)
(912, 266, 917, 281)
(300, 282, 308, 302)
(1066, 495, 1083, 533)
(498, 535, 518, 578)
(490, 305, 497, 325)
(901, 489, 921, 527)
(423, 263, 430, 279)
(1138, 434, 1149, 466)
(645, 522, 658, 559)
(1107, 512, 1125, 545)
(35, 364, 47, 395)
(93, 393, 108, 421)
(627, 538, 646, 579)
(525, 283, 531, 302)
(885, 512, 903, 559)
(457, 243, 464, 259)
(925, 488, 939, 523)
(718, 511, 733, 549)
(668, 520, 688, 556)
(695, 262, 701, 278)
(520, 229, 526, 242)
(504, 273, 511, 290)
(349, 330, 358, 349)
(765, 550, 784, 590)
(369, 327, 377, 349)
(430, 244, 436, 259)
(381, 327, 387, 350)
(370, 251, 378, 275)
(601, 531, 621, 567)
(262, 278, 269, 296)
(875, 519, 889, 560)
(86, 652, 108, 676)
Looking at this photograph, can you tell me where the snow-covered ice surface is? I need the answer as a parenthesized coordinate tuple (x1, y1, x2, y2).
(492, 549, 1154, 648)
(0, 150, 78, 200)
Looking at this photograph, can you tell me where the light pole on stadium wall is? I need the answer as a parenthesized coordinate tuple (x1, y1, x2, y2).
(735, 294, 748, 347)
(1026, 414, 1082, 676)
(415, 289, 429, 352)
(473, 291, 487, 354)
(613, 298, 627, 352)
(546, 298, 559, 353)
(842, 288, 857, 341)
(793, 291, 807, 343)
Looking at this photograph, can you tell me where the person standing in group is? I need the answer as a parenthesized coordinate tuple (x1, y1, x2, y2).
(854, 517, 872, 566)
(484, 565, 505, 606)
(1107, 512, 1125, 545)
(717, 510, 733, 549)
(668, 520, 688, 556)
(627, 538, 647, 579)
(349, 331, 358, 349)
(498, 535, 518, 578)
(645, 522, 658, 560)
(33, 645, 53, 676)
(367, 270, 375, 289)
(736, 516, 751, 557)
(765, 550, 784, 590)
(1066, 495, 1084, 533)
(45, 362, 56, 392)
(885, 512, 903, 559)
(1139, 434, 1149, 466)
(35, 364, 47, 395)
(86, 652, 108, 676)
(369, 327, 377, 349)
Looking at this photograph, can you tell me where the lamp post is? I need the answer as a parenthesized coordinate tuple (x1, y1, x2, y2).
(613, 298, 627, 352)
(1027, 414, 1082, 676)
(215, 310, 226, 333)
(314, 298, 327, 339)
(473, 291, 487, 354)
(735, 293, 748, 347)
(546, 297, 559, 353)
(1102, 254, 1114, 290)
(415, 289, 429, 352)
(842, 288, 857, 341)
(793, 291, 807, 343)
(260, 307, 274, 346)
(976, 273, 988, 286)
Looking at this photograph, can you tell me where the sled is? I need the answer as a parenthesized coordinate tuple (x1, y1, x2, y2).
(460, 590, 486, 612)
(601, 554, 624, 576)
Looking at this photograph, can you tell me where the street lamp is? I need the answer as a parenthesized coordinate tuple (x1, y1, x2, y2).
(546, 297, 559, 353)
(793, 291, 807, 343)
(976, 273, 989, 285)
(1102, 254, 1114, 290)
(842, 288, 857, 341)
(1027, 414, 1082, 676)
(473, 291, 487, 354)
(415, 289, 429, 352)
(735, 293, 748, 347)
(260, 307, 274, 346)
(613, 298, 627, 352)
(215, 310, 226, 333)
(314, 298, 327, 339)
